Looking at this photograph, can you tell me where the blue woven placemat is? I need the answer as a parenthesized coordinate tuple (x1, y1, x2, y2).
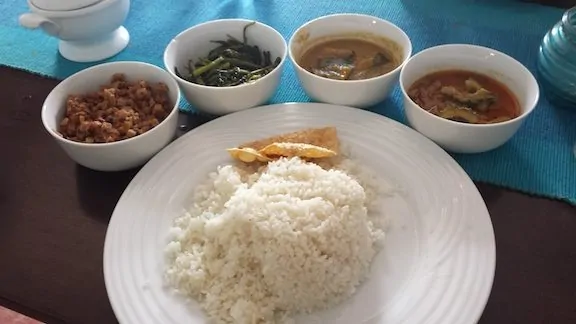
(1, 0, 575, 204)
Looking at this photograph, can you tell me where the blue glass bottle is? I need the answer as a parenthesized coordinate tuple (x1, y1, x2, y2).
(537, 6, 576, 110)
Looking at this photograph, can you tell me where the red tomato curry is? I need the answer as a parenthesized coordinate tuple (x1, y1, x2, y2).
(407, 70, 521, 124)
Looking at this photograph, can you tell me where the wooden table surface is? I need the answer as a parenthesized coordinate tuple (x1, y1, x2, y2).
(1, 3, 576, 319)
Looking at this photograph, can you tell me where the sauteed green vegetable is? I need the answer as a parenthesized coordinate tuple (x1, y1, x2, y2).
(175, 22, 281, 87)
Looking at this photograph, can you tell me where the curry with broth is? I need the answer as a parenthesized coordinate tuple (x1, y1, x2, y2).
(299, 38, 401, 80)
(407, 70, 520, 124)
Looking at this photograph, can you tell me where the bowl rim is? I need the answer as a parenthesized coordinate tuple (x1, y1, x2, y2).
(41, 61, 182, 148)
(162, 18, 288, 91)
(287, 13, 413, 85)
(25, 0, 123, 17)
(399, 43, 540, 128)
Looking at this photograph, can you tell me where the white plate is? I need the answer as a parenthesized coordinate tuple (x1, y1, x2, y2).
(104, 103, 496, 324)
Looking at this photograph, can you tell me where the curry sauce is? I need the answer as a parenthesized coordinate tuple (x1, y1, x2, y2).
(408, 70, 521, 124)
(298, 38, 401, 80)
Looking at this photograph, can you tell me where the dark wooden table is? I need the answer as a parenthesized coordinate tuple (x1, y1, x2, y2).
(1, 17, 576, 321)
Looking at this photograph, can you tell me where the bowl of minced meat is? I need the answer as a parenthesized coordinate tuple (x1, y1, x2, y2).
(41, 61, 181, 172)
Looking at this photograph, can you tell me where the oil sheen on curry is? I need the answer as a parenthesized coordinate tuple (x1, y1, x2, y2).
(408, 70, 521, 124)
(298, 37, 402, 80)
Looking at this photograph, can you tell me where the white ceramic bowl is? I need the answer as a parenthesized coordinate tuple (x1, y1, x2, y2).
(42, 61, 181, 172)
(399, 44, 539, 154)
(163, 19, 287, 115)
(288, 13, 412, 108)
(19, 0, 130, 62)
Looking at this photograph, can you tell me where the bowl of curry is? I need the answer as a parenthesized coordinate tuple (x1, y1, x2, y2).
(400, 44, 539, 154)
(288, 13, 412, 108)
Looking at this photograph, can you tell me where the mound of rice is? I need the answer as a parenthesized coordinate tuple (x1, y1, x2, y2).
(165, 156, 384, 323)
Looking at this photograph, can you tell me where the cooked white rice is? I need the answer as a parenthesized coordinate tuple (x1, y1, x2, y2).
(165, 156, 385, 324)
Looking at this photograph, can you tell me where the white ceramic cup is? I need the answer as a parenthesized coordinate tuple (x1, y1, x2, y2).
(163, 19, 287, 115)
(399, 44, 540, 154)
(42, 61, 181, 172)
(288, 13, 412, 108)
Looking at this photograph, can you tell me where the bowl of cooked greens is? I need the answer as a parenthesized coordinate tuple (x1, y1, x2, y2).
(288, 13, 412, 108)
(164, 19, 287, 115)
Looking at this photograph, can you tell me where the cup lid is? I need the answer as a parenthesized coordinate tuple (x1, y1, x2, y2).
(30, 0, 104, 11)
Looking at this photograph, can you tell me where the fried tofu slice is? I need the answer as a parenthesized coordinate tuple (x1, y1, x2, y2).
(240, 127, 339, 152)
(228, 126, 340, 163)
(226, 147, 271, 163)
(259, 142, 337, 159)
